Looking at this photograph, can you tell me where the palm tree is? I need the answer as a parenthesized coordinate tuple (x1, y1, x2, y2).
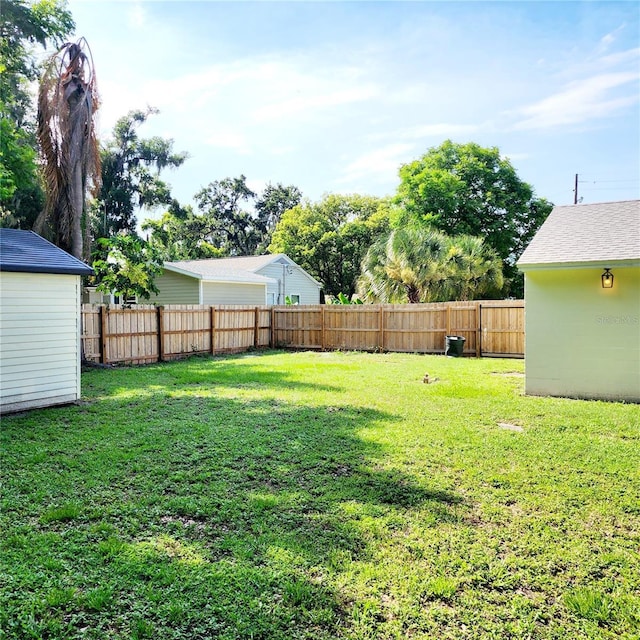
(442, 234, 504, 300)
(33, 38, 100, 260)
(357, 227, 451, 303)
(357, 227, 504, 303)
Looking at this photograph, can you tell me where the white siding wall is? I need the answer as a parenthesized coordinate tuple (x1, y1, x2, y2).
(150, 270, 200, 304)
(1, 272, 82, 412)
(201, 282, 266, 305)
(524, 266, 640, 402)
(257, 263, 321, 304)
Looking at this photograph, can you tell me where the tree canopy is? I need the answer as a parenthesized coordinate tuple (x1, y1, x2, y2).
(357, 226, 503, 303)
(145, 178, 302, 260)
(92, 234, 163, 301)
(191, 176, 259, 256)
(269, 193, 391, 298)
(0, 0, 74, 126)
(94, 108, 187, 238)
(394, 140, 552, 296)
(0, 0, 74, 228)
(254, 183, 302, 254)
(143, 200, 224, 261)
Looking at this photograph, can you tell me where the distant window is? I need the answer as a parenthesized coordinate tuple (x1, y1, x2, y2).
(289, 294, 300, 305)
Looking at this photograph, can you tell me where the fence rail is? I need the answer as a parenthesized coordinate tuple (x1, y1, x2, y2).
(81, 301, 524, 365)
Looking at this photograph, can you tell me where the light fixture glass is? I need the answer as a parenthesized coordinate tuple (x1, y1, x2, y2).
(601, 268, 614, 289)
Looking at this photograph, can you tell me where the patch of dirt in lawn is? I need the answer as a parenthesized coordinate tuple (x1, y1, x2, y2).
(498, 422, 524, 432)
(491, 371, 524, 378)
(160, 515, 207, 531)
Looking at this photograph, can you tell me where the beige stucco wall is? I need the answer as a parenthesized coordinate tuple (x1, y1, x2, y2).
(1, 272, 82, 412)
(524, 265, 640, 402)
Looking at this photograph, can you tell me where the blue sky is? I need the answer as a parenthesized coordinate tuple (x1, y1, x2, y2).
(66, 1, 640, 224)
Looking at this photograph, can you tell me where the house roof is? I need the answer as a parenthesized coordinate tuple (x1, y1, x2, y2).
(517, 200, 640, 269)
(188, 254, 290, 272)
(164, 259, 276, 285)
(164, 254, 321, 287)
(0, 229, 94, 276)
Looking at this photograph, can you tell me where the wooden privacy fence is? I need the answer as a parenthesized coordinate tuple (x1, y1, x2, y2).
(272, 301, 524, 357)
(81, 301, 524, 365)
(81, 305, 272, 365)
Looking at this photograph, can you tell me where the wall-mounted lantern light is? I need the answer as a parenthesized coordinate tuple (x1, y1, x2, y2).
(601, 268, 614, 289)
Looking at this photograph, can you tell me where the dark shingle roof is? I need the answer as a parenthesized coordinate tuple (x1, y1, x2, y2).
(517, 200, 640, 268)
(0, 229, 94, 276)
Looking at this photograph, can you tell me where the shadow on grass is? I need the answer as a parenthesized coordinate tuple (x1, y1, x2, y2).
(1, 357, 463, 639)
(82, 353, 345, 401)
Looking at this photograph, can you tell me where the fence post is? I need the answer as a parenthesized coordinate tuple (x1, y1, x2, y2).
(270, 306, 276, 348)
(379, 305, 384, 352)
(210, 306, 216, 355)
(254, 306, 259, 348)
(477, 304, 482, 357)
(321, 305, 326, 350)
(157, 306, 165, 362)
(100, 305, 108, 364)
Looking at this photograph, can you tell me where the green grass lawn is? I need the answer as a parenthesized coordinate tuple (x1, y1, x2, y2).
(1, 350, 639, 639)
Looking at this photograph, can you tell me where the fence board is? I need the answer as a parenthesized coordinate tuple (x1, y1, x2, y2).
(80, 305, 101, 361)
(479, 303, 525, 357)
(163, 305, 211, 359)
(273, 306, 323, 349)
(384, 305, 447, 353)
(213, 306, 267, 354)
(81, 301, 524, 364)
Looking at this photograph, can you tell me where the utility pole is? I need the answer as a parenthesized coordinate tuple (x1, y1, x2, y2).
(574, 173, 578, 205)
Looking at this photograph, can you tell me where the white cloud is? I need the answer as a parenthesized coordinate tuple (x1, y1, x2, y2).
(401, 123, 481, 139)
(338, 143, 416, 185)
(126, 2, 146, 29)
(366, 122, 483, 145)
(206, 130, 251, 155)
(254, 84, 380, 122)
(598, 24, 626, 52)
(501, 152, 530, 162)
(512, 71, 639, 130)
(98, 55, 380, 133)
(138, 57, 380, 125)
(597, 47, 640, 69)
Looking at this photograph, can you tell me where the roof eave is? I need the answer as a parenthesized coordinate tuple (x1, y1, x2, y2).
(163, 263, 204, 279)
(0, 264, 94, 276)
(247, 253, 287, 273)
(518, 258, 640, 272)
(202, 277, 276, 285)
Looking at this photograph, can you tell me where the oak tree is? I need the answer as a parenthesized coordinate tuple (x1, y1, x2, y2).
(395, 140, 552, 296)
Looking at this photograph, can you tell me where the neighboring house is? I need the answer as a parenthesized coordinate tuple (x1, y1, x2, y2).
(517, 200, 639, 402)
(0, 229, 93, 413)
(149, 254, 322, 306)
(82, 286, 135, 305)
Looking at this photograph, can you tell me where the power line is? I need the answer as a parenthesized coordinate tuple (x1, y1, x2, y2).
(573, 173, 640, 204)
(580, 186, 640, 191)
(578, 179, 639, 184)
